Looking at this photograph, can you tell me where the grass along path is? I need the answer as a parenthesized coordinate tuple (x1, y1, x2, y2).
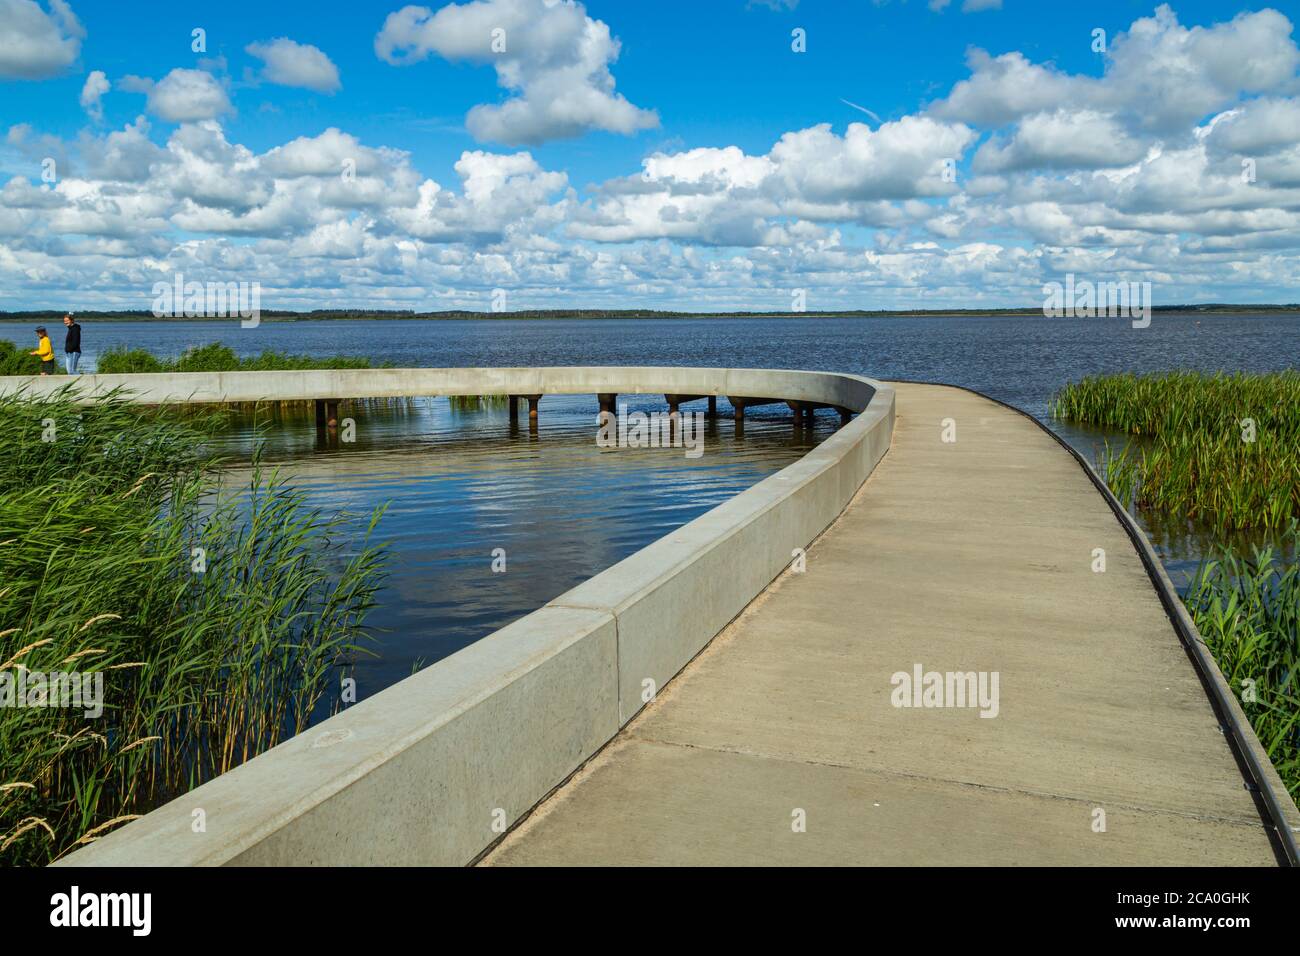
(1054, 371, 1300, 802)
(0, 388, 388, 864)
(95, 342, 383, 374)
(1052, 371, 1300, 532)
(1184, 526, 1300, 799)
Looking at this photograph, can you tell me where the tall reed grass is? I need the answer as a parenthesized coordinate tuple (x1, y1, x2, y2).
(1056, 371, 1300, 802)
(0, 340, 64, 377)
(0, 386, 387, 865)
(1184, 523, 1300, 798)
(96, 342, 381, 374)
(1052, 371, 1300, 531)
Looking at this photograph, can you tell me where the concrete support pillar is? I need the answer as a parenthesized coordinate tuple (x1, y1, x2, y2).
(707, 395, 717, 420)
(597, 392, 618, 434)
(837, 406, 852, 426)
(507, 394, 541, 432)
(315, 398, 340, 430)
(731, 398, 746, 422)
(786, 400, 806, 425)
(664, 395, 680, 442)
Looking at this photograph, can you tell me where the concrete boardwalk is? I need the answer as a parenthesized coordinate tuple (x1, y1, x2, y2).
(483, 383, 1276, 866)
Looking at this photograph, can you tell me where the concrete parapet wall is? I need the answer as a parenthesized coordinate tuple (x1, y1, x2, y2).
(50, 367, 894, 866)
(0, 366, 877, 410)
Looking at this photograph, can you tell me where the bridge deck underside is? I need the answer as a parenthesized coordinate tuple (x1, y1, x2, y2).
(483, 383, 1277, 866)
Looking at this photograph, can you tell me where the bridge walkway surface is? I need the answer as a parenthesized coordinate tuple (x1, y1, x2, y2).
(482, 382, 1279, 866)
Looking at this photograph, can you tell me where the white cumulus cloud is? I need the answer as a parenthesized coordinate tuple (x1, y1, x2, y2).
(144, 69, 232, 123)
(246, 37, 341, 93)
(0, 0, 83, 79)
(374, 0, 657, 145)
(79, 69, 109, 121)
(973, 110, 1148, 173)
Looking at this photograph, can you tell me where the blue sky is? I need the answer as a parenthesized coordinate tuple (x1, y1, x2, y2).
(3, 0, 1300, 311)
(5, 0, 1253, 186)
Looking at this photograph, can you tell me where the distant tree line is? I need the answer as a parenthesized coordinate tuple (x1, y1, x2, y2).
(1, 303, 1297, 321)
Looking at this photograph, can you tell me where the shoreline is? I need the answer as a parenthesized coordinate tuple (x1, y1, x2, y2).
(4, 306, 1300, 323)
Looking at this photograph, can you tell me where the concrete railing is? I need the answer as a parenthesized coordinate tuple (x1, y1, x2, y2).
(44, 367, 895, 866)
(0, 366, 874, 409)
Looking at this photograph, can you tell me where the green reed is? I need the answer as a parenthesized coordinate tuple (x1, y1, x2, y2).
(1055, 371, 1300, 801)
(1052, 371, 1300, 531)
(447, 394, 508, 413)
(0, 386, 387, 865)
(0, 340, 64, 377)
(96, 342, 383, 374)
(1184, 523, 1300, 797)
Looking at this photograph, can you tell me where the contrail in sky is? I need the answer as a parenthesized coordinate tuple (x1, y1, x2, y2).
(840, 98, 881, 123)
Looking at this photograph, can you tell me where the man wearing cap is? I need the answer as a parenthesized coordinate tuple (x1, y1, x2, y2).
(29, 326, 54, 375)
(63, 314, 81, 374)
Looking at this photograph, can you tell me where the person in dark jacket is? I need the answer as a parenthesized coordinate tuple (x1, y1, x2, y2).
(63, 314, 81, 374)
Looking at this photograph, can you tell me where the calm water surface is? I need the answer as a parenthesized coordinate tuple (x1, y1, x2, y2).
(212, 394, 826, 696)
(4, 313, 1295, 698)
(6, 312, 1295, 419)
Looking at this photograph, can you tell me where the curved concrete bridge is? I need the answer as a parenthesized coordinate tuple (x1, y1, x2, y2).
(12, 367, 1292, 867)
(487, 383, 1299, 866)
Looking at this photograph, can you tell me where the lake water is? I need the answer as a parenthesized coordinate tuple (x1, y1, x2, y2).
(4, 313, 1295, 699)
(6, 312, 1296, 420)
(208, 395, 825, 696)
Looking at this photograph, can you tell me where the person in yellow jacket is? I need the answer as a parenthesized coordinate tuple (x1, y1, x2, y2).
(30, 326, 54, 375)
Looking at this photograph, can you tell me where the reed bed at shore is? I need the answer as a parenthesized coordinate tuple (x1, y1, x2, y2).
(68, 345, 503, 415)
(96, 342, 383, 374)
(0, 386, 387, 865)
(100, 343, 399, 413)
(447, 394, 508, 412)
(1056, 371, 1300, 802)
(1052, 371, 1300, 531)
(0, 340, 64, 377)
(1185, 524, 1300, 797)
